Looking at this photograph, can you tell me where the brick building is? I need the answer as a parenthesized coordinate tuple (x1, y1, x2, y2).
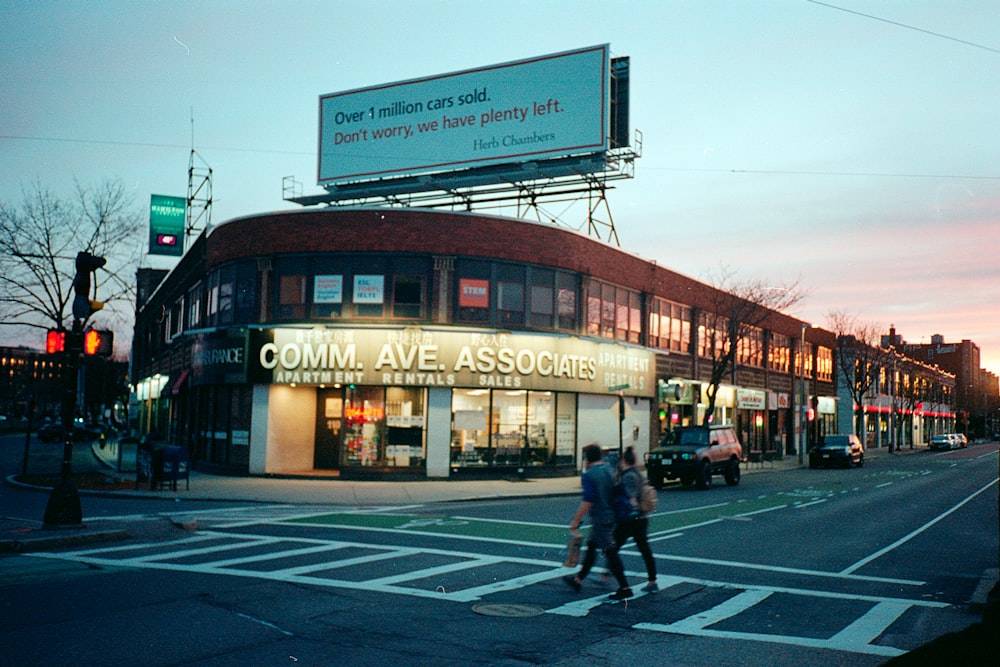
(130, 207, 870, 479)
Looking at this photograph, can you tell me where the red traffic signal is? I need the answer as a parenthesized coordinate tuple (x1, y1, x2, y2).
(46, 329, 66, 354)
(83, 329, 113, 356)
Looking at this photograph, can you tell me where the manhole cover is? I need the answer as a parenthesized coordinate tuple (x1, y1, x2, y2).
(471, 603, 544, 618)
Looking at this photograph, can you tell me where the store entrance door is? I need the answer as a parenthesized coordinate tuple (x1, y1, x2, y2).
(314, 388, 343, 470)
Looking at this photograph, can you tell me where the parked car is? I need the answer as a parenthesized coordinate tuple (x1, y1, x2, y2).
(809, 434, 864, 468)
(645, 424, 743, 490)
(953, 433, 968, 448)
(929, 434, 958, 451)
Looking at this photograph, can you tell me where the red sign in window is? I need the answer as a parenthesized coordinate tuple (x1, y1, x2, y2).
(459, 279, 489, 308)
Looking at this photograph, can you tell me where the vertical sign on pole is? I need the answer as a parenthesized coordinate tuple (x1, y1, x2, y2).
(149, 195, 186, 257)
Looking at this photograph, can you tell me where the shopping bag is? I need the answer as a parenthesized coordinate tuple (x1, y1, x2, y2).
(563, 529, 583, 567)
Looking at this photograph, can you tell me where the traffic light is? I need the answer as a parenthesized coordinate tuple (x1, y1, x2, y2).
(46, 329, 66, 354)
(72, 251, 107, 321)
(83, 329, 114, 356)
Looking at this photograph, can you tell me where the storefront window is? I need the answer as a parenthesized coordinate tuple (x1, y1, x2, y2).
(385, 386, 425, 466)
(491, 390, 526, 465)
(526, 391, 555, 465)
(342, 385, 385, 466)
(451, 389, 490, 466)
(555, 393, 577, 464)
(451, 389, 576, 469)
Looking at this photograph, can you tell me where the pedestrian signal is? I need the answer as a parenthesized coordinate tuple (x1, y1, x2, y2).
(83, 329, 113, 356)
(46, 329, 66, 354)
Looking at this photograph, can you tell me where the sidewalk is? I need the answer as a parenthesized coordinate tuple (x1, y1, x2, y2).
(0, 444, 909, 553)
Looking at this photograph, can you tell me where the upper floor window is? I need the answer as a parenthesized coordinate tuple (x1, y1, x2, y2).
(497, 280, 524, 325)
(649, 298, 690, 352)
(392, 276, 424, 319)
(352, 274, 385, 318)
(737, 326, 764, 367)
(187, 282, 203, 329)
(768, 333, 790, 373)
(817, 346, 833, 382)
(697, 312, 728, 359)
(586, 279, 641, 343)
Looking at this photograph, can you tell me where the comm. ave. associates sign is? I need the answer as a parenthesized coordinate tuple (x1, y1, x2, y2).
(246, 326, 654, 397)
(318, 45, 609, 185)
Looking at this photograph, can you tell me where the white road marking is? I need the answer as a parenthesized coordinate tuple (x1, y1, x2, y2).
(31, 525, 952, 658)
(841, 477, 999, 575)
(635, 591, 922, 657)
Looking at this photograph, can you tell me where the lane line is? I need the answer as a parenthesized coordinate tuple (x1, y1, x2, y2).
(841, 477, 999, 575)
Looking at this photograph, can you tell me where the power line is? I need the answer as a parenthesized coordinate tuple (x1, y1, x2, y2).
(647, 166, 1000, 181)
(806, 0, 1000, 55)
(0, 134, 312, 157)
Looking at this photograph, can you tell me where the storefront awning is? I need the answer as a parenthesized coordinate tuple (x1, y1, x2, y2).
(171, 369, 190, 396)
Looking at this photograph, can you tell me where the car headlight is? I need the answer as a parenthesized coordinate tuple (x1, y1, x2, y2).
(680, 453, 694, 460)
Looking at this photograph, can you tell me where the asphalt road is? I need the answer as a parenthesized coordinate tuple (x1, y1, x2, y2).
(1, 436, 997, 666)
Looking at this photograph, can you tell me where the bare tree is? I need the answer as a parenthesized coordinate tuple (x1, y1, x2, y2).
(0, 178, 144, 354)
(700, 267, 806, 424)
(826, 310, 895, 447)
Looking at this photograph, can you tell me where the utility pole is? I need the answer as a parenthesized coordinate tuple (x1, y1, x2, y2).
(43, 251, 106, 528)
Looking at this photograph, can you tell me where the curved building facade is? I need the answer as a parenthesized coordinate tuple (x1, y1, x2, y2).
(132, 207, 834, 479)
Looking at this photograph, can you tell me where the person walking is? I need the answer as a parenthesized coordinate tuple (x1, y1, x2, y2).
(611, 446, 658, 592)
(564, 444, 632, 600)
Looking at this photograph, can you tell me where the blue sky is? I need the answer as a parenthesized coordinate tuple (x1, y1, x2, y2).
(2, 0, 998, 373)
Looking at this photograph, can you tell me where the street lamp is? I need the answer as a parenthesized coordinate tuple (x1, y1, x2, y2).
(798, 323, 814, 465)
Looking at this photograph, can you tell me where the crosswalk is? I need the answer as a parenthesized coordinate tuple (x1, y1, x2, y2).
(31, 526, 949, 658)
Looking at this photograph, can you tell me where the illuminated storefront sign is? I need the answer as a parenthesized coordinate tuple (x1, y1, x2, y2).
(736, 388, 766, 410)
(247, 326, 655, 397)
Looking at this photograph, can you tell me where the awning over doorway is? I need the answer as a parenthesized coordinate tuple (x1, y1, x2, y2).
(171, 369, 190, 396)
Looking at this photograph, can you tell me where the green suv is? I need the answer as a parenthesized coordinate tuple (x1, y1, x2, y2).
(645, 424, 743, 490)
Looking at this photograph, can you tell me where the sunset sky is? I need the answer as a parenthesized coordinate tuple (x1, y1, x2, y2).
(2, 1, 998, 373)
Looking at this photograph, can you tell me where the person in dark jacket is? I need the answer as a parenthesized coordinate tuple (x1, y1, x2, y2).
(611, 446, 658, 592)
(564, 443, 632, 600)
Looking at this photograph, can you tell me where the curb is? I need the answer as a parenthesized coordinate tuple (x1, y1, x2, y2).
(0, 527, 130, 554)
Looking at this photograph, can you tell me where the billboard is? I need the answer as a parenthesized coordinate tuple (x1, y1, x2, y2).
(148, 194, 185, 257)
(318, 44, 609, 186)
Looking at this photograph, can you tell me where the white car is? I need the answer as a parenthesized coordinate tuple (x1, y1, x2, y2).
(929, 434, 958, 450)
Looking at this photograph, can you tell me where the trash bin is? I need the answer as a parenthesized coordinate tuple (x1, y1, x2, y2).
(160, 446, 190, 491)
